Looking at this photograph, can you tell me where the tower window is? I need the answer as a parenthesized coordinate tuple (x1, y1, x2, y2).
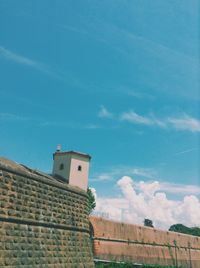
(59, 163, 64, 170)
(78, 165, 82, 171)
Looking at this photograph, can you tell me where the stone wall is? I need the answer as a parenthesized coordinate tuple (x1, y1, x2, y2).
(0, 157, 94, 267)
(90, 216, 200, 267)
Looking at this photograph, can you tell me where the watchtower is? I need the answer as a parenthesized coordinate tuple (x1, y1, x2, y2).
(52, 145, 91, 191)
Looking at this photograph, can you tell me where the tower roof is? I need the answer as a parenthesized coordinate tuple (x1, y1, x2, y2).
(53, 150, 91, 160)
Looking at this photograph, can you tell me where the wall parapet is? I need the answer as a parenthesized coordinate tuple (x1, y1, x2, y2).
(0, 157, 86, 197)
(90, 216, 200, 268)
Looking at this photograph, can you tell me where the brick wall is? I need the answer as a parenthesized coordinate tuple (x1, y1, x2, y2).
(90, 216, 200, 268)
(0, 157, 94, 267)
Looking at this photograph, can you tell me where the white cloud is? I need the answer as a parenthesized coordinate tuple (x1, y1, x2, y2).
(93, 176, 200, 230)
(137, 180, 160, 198)
(98, 106, 113, 119)
(167, 114, 200, 132)
(120, 110, 200, 132)
(120, 111, 153, 125)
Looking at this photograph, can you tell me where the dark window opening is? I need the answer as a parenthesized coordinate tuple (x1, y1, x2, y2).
(59, 163, 64, 170)
(78, 165, 82, 171)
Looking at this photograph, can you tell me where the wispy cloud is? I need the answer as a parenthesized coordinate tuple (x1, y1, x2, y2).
(0, 46, 43, 68)
(60, 20, 199, 100)
(0, 46, 114, 91)
(91, 166, 156, 182)
(58, 24, 89, 36)
(159, 182, 200, 195)
(114, 24, 198, 64)
(0, 90, 49, 110)
(122, 88, 155, 100)
(167, 114, 200, 132)
(84, 124, 101, 129)
(175, 148, 198, 156)
(38, 121, 69, 128)
(0, 113, 28, 122)
(54, 21, 199, 100)
(0, 113, 101, 131)
(120, 110, 167, 128)
(110, 24, 199, 100)
(0, 46, 60, 78)
(120, 111, 153, 125)
(98, 105, 113, 119)
(91, 165, 200, 196)
(117, 110, 200, 132)
(38, 120, 101, 130)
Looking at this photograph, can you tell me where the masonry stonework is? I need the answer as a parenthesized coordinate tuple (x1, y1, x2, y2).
(0, 157, 94, 267)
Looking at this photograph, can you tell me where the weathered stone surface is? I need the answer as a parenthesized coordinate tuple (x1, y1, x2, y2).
(0, 157, 94, 267)
(90, 216, 200, 268)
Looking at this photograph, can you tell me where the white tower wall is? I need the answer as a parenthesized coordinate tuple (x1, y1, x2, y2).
(52, 150, 91, 191)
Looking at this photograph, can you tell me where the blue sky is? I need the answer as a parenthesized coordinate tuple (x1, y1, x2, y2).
(0, 0, 200, 227)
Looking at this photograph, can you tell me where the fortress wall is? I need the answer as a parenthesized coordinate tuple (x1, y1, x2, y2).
(0, 158, 94, 267)
(90, 216, 200, 268)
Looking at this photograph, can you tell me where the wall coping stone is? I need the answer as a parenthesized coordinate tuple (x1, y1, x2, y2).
(90, 216, 200, 240)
